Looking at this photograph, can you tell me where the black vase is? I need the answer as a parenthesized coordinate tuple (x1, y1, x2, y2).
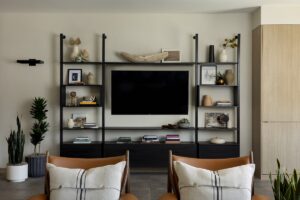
(208, 45, 215, 63)
(25, 154, 47, 177)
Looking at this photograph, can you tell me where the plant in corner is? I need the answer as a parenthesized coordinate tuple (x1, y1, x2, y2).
(26, 97, 49, 177)
(6, 116, 28, 182)
(269, 159, 300, 200)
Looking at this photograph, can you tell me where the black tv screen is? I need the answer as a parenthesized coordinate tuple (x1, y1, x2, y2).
(111, 71, 189, 115)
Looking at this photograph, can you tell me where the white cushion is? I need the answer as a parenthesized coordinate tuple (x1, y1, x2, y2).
(47, 161, 126, 200)
(174, 161, 255, 200)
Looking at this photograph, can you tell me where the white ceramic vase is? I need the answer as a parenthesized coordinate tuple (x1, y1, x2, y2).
(87, 72, 95, 85)
(219, 48, 228, 62)
(67, 119, 75, 128)
(6, 162, 28, 182)
(70, 45, 80, 61)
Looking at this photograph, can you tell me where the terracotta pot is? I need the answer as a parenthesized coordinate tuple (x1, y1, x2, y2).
(202, 95, 213, 106)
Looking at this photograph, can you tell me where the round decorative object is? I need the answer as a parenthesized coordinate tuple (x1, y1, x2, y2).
(224, 69, 234, 85)
(219, 48, 228, 62)
(202, 95, 213, 106)
(67, 119, 75, 128)
(217, 114, 229, 125)
(210, 137, 226, 144)
(6, 162, 28, 182)
(216, 78, 225, 85)
(87, 72, 95, 85)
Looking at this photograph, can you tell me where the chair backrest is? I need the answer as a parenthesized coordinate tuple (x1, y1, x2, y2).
(168, 151, 253, 198)
(44, 151, 130, 198)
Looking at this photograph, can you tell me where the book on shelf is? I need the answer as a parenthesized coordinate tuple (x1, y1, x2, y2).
(79, 101, 97, 105)
(116, 137, 132, 144)
(165, 140, 181, 144)
(215, 100, 232, 106)
(165, 134, 180, 144)
(73, 137, 91, 144)
(83, 123, 98, 128)
(142, 135, 159, 143)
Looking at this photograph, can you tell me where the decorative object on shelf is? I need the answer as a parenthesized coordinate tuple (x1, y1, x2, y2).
(72, 113, 87, 128)
(222, 36, 238, 49)
(224, 69, 235, 85)
(202, 95, 213, 107)
(205, 112, 229, 128)
(218, 48, 228, 62)
(67, 119, 75, 128)
(69, 91, 77, 106)
(269, 159, 300, 200)
(201, 66, 216, 85)
(117, 137, 132, 144)
(162, 124, 178, 129)
(216, 72, 225, 85)
(208, 45, 215, 63)
(142, 135, 159, 143)
(26, 97, 49, 177)
(80, 96, 97, 105)
(165, 134, 180, 144)
(6, 116, 28, 182)
(177, 118, 190, 128)
(162, 49, 181, 62)
(17, 59, 44, 66)
(69, 37, 81, 61)
(210, 137, 226, 144)
(215, 100, 233, 106)
(87, 72, 95, 85)
(68, 69, 82, 84)
(120, 51, 168, 62)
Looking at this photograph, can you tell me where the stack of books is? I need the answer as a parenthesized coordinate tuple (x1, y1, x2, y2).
(80, 96, 97, 105)
(73, 137, 91, 144)
(83, 123, 98, 128)
(142, 135, 159, 143)
(215, 100, 232, 106)
(165, 134, 180, 144)
(116, 137, 132, 144)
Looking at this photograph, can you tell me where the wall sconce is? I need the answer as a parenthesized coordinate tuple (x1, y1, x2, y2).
(17, 59, 44, 66)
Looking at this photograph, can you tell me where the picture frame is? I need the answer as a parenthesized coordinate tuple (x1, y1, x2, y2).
(68, 69, 82, 84)
(201, 66, 216, 85)
(205, 112, 229, 128)
(162, 49, 181, 62)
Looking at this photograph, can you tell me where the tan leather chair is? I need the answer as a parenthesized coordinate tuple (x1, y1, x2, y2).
(159, 151, 269, 200)
(28, 151, 138, 200)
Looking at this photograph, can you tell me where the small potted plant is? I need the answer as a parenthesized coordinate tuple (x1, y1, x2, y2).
(177, 118, 190, 128)
(216, 72, 225, 85)
(219, 35, 238, 62)
(25, 97, 49, 177)
(270, 159, 300, 199)
(6, 116, 28, 182)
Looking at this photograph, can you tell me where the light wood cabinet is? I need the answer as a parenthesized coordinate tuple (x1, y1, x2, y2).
(252, 25, 300, 179)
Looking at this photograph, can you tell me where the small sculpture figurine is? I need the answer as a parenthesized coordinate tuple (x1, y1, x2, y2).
(70, 91, 77, 106)
(69, 38, 81, 61)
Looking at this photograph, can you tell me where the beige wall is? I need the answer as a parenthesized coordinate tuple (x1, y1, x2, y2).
(0, 13, 252, 167)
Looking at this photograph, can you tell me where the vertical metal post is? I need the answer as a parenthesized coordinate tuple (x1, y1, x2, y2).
(59, 33, 65, 155)
(193, 34, 199, 157)
(101, 33, 107, 157)
(236, 34, 241, 156)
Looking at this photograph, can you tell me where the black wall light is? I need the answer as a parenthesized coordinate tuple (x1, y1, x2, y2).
(17, 59, 44, 66)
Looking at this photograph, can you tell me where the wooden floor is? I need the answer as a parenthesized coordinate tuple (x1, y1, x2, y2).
(0, 169, 273, 200)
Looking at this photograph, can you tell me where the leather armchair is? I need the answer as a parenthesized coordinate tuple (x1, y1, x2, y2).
(159, 151, 270, 200)
(27, 151, 138, 200)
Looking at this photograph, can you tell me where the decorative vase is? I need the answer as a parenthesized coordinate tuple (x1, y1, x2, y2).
(25, 154, 46, 177)
(202, 95, 213, 106)
(67, 119, 75, 128)
(70, 45, 79, 61)
(87, 72, 95, 85)
(219, 48, 228, 62)
(224, 69, 234, 85)
(208, 45, 215, 63)
(6, 162, 28, 182)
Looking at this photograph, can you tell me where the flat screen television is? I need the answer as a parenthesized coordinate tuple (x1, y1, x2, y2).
(111, 71, 189, 115)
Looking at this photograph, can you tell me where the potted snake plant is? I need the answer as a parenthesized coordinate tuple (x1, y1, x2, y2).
(6, 116, 28, 182)
(25, 97, 49, 177)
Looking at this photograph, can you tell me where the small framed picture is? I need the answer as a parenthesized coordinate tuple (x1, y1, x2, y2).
(201, 66, 216, 85)
(162, 49, 181, 62)
(68, 69, 82, 84)
(205, 112, 229, 128)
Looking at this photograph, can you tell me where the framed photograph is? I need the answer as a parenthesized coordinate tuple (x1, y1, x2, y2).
(162, 49, 181, 62)
(72, 113, 87, 128)
(68, 69, 82, 84)
(205, 112, 229, 128)
(201, 66, 216, 85)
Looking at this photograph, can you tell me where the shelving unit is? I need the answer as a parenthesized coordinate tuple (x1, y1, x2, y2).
(59, 33, 241, 166)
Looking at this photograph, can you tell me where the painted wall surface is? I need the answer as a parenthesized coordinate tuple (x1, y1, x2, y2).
(0, 13, 252, 167)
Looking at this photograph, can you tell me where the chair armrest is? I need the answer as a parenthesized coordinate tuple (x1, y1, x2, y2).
(27, 194, 47, 200)
(252, 194, 270, 200)
(120, 193, 138, 200)
(159, 193, 177, 200)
